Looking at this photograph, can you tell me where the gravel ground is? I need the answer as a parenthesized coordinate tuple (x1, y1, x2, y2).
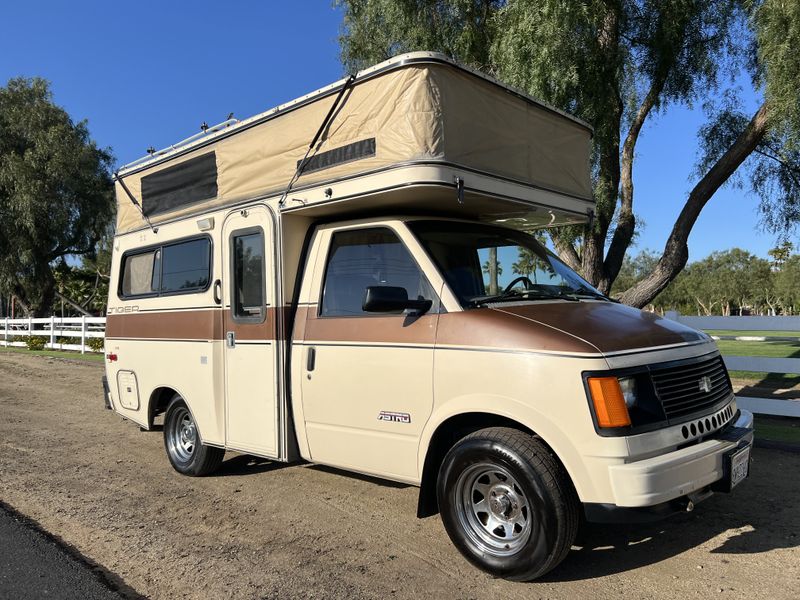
(0, 351, 798, 599)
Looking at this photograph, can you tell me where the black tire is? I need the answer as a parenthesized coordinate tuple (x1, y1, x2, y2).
(437, 427, 579, 581)
(163, 395, 224, 476)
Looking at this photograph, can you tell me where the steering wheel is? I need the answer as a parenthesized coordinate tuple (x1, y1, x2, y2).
(502, 276, 535, 294)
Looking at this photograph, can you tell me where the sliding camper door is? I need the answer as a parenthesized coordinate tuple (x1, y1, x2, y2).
(222, 206, 279, 457)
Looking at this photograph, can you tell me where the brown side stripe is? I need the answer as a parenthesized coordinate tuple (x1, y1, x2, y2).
(303, 310, 437, 345)
(107, 308, 279, 341)
(106, 310, 222, 340)
(105, 303, 700, 355)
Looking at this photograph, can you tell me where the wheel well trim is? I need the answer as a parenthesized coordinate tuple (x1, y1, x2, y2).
(416, 400, 592, 508)
(147, 384, 202, 438)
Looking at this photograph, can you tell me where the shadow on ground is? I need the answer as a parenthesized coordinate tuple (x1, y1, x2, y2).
(543, 450, 799, 582)
(213, 454, 293, 477)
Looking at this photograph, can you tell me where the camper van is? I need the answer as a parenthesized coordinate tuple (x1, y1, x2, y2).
(104, 52, 754, 580)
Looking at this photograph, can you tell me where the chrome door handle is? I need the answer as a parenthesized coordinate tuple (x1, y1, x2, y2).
(213, 279, 222, 305)
(226, 331, 235, 348)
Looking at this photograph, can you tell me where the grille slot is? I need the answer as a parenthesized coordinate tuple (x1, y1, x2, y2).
(651, 355, 733, 420)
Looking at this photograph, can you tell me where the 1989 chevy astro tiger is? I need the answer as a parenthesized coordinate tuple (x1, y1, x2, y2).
(103, 52, 754, 580)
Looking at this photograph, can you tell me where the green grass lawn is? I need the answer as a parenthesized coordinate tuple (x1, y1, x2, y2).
(0, 346, 104, 362)
(713, 338, 800, 384)
(754, 415, 800, 444)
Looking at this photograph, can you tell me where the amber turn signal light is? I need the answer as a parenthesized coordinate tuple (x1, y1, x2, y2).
(587, 377, 632, 428)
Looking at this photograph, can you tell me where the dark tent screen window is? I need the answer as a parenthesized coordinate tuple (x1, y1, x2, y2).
(141, 152, 218, 216)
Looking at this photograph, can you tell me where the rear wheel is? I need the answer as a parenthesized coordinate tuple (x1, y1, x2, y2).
(437, 427, 579, 581)
(163, 395, 224, 476)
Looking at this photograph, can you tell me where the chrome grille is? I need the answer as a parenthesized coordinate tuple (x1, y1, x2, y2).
(651, 355, 732, 420)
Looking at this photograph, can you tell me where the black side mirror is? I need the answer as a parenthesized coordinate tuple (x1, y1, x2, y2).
(362, 286, 432, 314)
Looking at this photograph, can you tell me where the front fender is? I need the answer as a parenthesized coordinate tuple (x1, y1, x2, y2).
(417, 393, 627, 502)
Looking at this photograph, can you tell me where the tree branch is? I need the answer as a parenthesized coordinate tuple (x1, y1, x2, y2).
(601, 75, 666, 290)
(55, 291, 93, 317)
(752, 148, 800, 186)
(620, 103, 770, 308)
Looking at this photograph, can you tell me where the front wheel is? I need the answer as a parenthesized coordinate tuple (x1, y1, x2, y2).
(437, 427, 579, 581)
(163, 395, 224, 476)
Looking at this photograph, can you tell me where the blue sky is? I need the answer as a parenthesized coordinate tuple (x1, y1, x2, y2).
(0, 1, 783, 261)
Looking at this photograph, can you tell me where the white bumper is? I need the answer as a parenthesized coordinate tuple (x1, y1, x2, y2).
(608, 410, 754, 507)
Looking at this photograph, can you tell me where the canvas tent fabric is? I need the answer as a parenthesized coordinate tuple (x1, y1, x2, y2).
(115, 57, 593, 233)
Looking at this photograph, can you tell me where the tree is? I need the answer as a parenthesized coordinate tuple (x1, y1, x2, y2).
(52, 228, 113, 316)
(0, 78, 114, 316)
(774, 254, 800, 314)
(337, 0, 800, 307)
(482, 249, 502, 293)
(512, 247, 539, 277)
(768, 239, 793, 269)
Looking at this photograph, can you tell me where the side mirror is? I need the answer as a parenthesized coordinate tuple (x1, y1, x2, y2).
(362, 286, 432, 314)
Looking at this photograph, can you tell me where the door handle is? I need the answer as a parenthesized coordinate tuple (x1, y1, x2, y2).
(306, 346, 316, 371)
(213, 279, 222, 305)
(226, 331, 235, 348)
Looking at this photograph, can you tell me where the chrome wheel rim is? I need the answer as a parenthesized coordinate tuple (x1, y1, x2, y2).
(167, 406, 197, 464)
(455, 463, 532, 556)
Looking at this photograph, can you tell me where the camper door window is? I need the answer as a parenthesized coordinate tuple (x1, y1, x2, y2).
(231, 228, 266, 323)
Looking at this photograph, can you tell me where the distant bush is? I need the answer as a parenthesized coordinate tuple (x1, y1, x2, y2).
(56, 336, 72, 346)
(87, 337, 105, 352)
(26, 336, 47, 351)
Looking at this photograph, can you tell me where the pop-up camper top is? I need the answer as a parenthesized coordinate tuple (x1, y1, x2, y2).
(114, 51, 594, 233)
(105, 52, 752, 582)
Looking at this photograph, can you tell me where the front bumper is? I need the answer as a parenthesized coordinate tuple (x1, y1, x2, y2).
(590, 409, 754, 519)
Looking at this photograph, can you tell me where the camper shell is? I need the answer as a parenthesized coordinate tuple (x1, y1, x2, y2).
(104, 52, 753, 581)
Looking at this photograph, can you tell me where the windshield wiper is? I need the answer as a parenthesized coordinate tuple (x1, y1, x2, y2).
(468, 289, 579, 307)
(571, 287, 617, 302)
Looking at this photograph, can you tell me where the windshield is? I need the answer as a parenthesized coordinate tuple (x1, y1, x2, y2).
(408, 220, 606, 307)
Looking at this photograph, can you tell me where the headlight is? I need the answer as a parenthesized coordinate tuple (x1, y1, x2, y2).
(618, 377, 638, 408)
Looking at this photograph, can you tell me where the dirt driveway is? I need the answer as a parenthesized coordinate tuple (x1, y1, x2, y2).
(1, 351, 798, 599)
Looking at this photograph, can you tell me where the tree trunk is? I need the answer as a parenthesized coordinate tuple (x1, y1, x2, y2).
(11, 292, 31, 317)
(488, 247, 498, 294)
(620, 104, 769, 308)
(581, 6, 622, 291)
(552, 236, 581, 271)
(600, 78, 665, 291)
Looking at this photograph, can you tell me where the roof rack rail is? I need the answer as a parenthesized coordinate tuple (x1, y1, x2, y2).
(122, 118, 239, 172)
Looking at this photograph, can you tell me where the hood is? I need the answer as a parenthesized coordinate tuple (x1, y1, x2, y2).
(490, 300, 708, 355)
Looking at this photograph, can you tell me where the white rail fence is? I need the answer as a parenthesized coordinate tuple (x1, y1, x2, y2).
(666, 312, 800, 418)
(0, 316, 106, 354)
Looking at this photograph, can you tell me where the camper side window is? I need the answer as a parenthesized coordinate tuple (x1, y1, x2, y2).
(231, 229, 266, 322)
(121, 250, 158, 297)
(119, 237, 212, 299)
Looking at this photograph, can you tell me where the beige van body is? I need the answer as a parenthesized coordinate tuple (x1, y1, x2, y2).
(104, 53, 754, 580)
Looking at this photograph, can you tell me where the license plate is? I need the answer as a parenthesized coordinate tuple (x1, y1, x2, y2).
(730, 445, 751, 489)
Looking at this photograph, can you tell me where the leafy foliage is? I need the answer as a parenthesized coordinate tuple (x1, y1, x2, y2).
(87, 336, 105, 352)
(337, 0, 501, 73)
(0, 78, 114, 316)
(616, 245, 799, 315)
(25, 335, 47, 351)
(337, 0, 800, 306)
